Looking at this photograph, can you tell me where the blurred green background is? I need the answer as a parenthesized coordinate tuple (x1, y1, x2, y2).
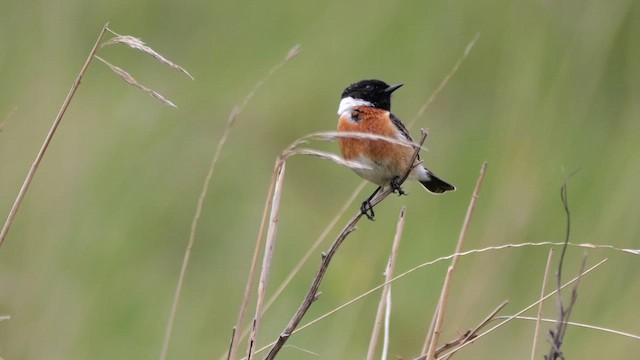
(1, 0, 639, 359)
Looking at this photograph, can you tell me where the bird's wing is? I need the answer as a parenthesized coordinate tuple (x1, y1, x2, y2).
(389, 113, 414, 142)
(389, 112, 422, 162)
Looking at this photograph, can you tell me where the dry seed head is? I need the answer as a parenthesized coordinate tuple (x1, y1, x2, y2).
(96, 56, 177, 108)
(101, 35, 194, 80)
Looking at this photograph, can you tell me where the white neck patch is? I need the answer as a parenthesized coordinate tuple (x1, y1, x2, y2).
(337, 97, 373, 116)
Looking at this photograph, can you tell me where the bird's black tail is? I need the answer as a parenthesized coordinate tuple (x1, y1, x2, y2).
(419, 173, 455, 194)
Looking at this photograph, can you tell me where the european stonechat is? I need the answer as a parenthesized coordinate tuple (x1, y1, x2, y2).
(337, 79, 455, 220)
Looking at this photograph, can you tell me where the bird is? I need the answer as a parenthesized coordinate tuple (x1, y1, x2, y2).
(336, 79, 455, 220)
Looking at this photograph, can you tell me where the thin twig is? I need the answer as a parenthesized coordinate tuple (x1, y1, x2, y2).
(546, 171, 581, 360)
(0, 22, 110, 248)
(531, 249, 554, 360)
(424, 162, 487, 360)
(366, 207, 406, 360)
(435, 258, 607, 360)
(413, 300, 508, 360)
(226, 328, 237, 360)
(262, 131, 429, 360)
(441, 300, 509, 359)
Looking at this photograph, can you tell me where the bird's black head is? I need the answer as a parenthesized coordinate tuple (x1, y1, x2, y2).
(340, 79, 403, 111)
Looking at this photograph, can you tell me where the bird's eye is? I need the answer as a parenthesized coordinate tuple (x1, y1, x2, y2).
(365, 84, 374, 90)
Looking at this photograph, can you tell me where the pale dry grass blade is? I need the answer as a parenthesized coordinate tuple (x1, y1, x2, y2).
(287, 148, 371, 170)
(96, 56, 177, 108)
(283, 345, 319, 356)
(531, 249, 554, 360)
(0, 107, 17, 133)
(0, 22, 110, 248)
(283, 131, 424, 157)
(247, 162, 287, 360)
(424, 162, 488, 360)
(497, 316, 640, 341)
(435, 258, 608, 360)
(101, 34, 194, 80)
(0, 315, 9, 321)
(367, 207, 406, 360)
(382, 289, 392, 360)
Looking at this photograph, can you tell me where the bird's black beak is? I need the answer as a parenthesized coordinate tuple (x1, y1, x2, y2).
(384, 83, 404, 94)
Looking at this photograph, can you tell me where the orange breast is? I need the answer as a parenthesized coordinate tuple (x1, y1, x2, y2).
(337, 107, 413, 176)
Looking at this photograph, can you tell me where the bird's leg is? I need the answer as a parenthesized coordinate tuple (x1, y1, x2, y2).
(360, 186, 381, 221)
(390, 176, 406, 196)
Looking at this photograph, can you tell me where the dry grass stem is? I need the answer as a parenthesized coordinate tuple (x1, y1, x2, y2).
(101, 33, 194, 80)
(531, 249, 554, 360)
(0, 22, 110, 248)
(0, 107, 17, 132)
(96, 56, 178, 108)
(435, 258, 608, 360)
(496, 316, 640, 341)
(408, 33, 480, 128)
(421, 304, 439, 356)
(382, 288, 392, 360)
(366, 207, 406, 360)
(424, 162, 488, 360)
(246, 162, 287, 360)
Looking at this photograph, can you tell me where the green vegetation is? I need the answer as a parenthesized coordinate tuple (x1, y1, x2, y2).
(1, 1, 638, 359)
